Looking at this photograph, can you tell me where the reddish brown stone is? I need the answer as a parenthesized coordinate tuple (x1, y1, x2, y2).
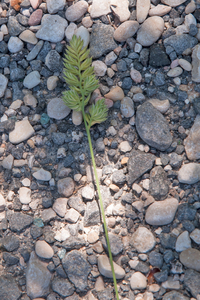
(10, 0, 21, 11)
(28, 9, 43, 26)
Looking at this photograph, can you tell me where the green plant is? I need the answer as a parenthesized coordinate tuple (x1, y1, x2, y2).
(62, 35, 119, 300)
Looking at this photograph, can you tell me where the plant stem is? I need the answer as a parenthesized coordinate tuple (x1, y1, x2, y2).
(82, 110, 119, 300)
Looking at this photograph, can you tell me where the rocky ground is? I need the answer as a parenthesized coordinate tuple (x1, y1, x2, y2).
(1, 0, 200, 299)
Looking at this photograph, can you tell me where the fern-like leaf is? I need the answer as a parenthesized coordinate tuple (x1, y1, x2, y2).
(86, 98, 108, 128)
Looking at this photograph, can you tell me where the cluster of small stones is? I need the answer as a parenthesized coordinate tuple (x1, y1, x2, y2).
(2, 0, 200, 300)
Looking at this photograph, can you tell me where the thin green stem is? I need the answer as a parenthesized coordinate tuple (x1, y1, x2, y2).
(82, 109, 119, 300)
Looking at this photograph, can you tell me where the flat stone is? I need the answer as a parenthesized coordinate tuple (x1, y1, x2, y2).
(47, 0, 66, 14)
(137, 16, 164, 47)
(148, 99, 170, 113)
(163, 291, 189, 300)
(8, 36, 24, 53)
(33, 168, 52, 181)
(35, 240, 54, 259)
(149, 166, 169, 200)
(52, 278, 74, 298)
(110, 0, 130, 22)
(62, 250, 91, 292)
(0, 74, 8, 98)
(98, 255, 125, 279)
(90, 24, 117, 59)
(92, 60, 107, 77)
(19, 30, 38, 44)
(178, 58, 192, 71)
(36, 14, 68, 43)
(47, 98, 71, 120)
(185, 115, 200, 160)
(180, 248, 200, 271)
(23, 70, 41, 89)
(0, 275, 21, 300)
(28, 9, 43, 26)
(164, 34, 198, 55)
(130, 272, 147, 290)
(167, 67, 183, 77)
(130, 68, 142, 83)
(161, 0, 187, 7)
(149, 4, 171, 16)
(65, 208, 80, 223)
(119, 141, 132, 152)
(136, 101, 172, 151)
(65, 22, 77, 42)
(9, 120, 35, 144)
(9, 212, 33, 233)
(26, 40, 44, 61)
(178, 163, 200, 184)
(26, 251, 52, 299)
(90, 0, 111, 18)
(131, 226, 156, 253)
(19, 187, 31, 204)
(127, 150, 155, 185)
(104, 86, 124, 101)
(65, 1, 88, 21)
(175, 231, 191, 252)
(52, 198, 67, 218)
(57, 177, 75, 197)
(82, 185, 95, 200)
(137, 0, 150, 23)
(75, 25, 90, 49)
(184, 269, 200, 298)
(145, 198, 178, 226)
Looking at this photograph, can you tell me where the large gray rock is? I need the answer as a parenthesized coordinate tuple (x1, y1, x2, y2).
(149, 166, 169, 200)
(130, 226, 156, 253)
(90, 24, 117, 59)
(0, 275, 21, 300)
(184, 269, 200, 297)
(62, 250, 91, 292)
(136, 102, 172, 151)
(192, 44, 200, 83)
(163, 34, 198, 55)
(178, 163, 200, 184)
(163, 291, 189, 300)
(161, 0, 187, 6)
(26, 252, 52, 299)
(127, 150, 155, 185)
(9, 212, 33, 233)
(36, 14, 68, 43)
(100, 233, 123, 256)
(180, 248, 200, 272)
(185, 115, 200, 160)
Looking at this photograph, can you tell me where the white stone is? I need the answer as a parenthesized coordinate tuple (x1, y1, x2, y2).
(92, 61, 107, 77)
(1, 24, 8, 35)
(98, 255, 125, 279)
(148, 99, 170, 113)
(19, 30, 38, 45)
(114, 21, 139, 43)
(161, 0, 187, 7)
(19, 187, 31, 204)
(0, 194, 6, 212)
(184, 13, 197, 31)
(53, 198, 67, 218)
(47, 0, 66, 14)
(0, 74, 8, 98)
(131, 227, 156, 253)
(90, 0, 111, 18)
(192, 43, 200, 82)
(23, 71, 41, 89)
(23, 94, 37, 108)
(185, 0, 196, 14)
(184, 115, 200, 160)
(72, 110, 82, 126)
(65, 208, 80, 223)
(190, 228, 200, 245)
(33, 168, 52, 181)
(178, 58, 192, 71)
(130, 272, 147, 290)
(137, 0, 150, 23)
(65, 22, 77, 42)
(35, 240, 54, 259)
(9, 100, 23, 110)
(47, 98, 71, 120)
(119, 141, 132, 152)
(8, 36, 24, 53)
(9, 120, 34, 145)
(149, 4, 171, 16)
(21, 178, 31, 187)
(145, 198, 178, 226)
(167, 67, 183, 77)
(82, 185, 95, 200)
(75, 25, 90, 48)
(2, 154, 14, 170)
(54, 227, 70, 242)
(137, 16, 164, 47)
(87, 230, 99, 244)
(178, 163, 200, 184)
(65, 1, 88, 21)
(175, 231, 191, 252)
(110, 0, 130, 22)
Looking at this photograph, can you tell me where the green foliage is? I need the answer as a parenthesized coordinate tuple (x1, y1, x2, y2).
(62, 35, 108, 128)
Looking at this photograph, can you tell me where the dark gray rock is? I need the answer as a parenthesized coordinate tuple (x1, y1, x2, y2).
(153, 71, 166, 86)
(51, 132, 65, 145)
(122, 77, 133, 90)
(164, 250, 174, 264)
(96, 138, 105, 152)
(7, 16, 25, 36)
(9, 212, 33, 233)
(45, 50, 62, 72)
(112, 170, 126, 185)
(84, 200, 100, 226)
(140, 48, 149, 67)
(2, 234, 20, 251)
(121, 192, 134, 204)
(163, 34, 198, 55)
(0, 275, 21, 300)
(12, 82, 24, 101)
(51, 278, 74, 297)
(149, 166, 169, 200)
(26, 252, 52, 299)
(3, 252, 19, 265)
(37, 41, 52, 62)
(136, 102, 172, 151)
(68, 196, 85, 214)
(62, 236, 86, 251)
(127, 150, 155, 185)
(97, 288, 113, 300)
(100, 233, 123, 256)
(135, 261, 150, 274)
(149, 44, 170, 67)
(154, 269, 168, 283)
(90, 24, 117, 59)
(184, 269, 200, 298)
(0, 54, 10, 68)
(160, 233, 176, 250)
(62, 250, 91, 292)
(149, 251, 163, 268)
(10, 62, 25, 81)
(177, 203, 197, 221)
(163, 291, 189, 300)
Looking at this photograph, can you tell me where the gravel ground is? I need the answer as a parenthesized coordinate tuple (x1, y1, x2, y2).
(1, 0, 200, 300)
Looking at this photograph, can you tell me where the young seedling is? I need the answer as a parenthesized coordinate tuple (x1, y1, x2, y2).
(62, 35, 119, 300)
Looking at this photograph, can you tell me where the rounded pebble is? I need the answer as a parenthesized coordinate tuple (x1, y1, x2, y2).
(35, 240, 54, 259)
